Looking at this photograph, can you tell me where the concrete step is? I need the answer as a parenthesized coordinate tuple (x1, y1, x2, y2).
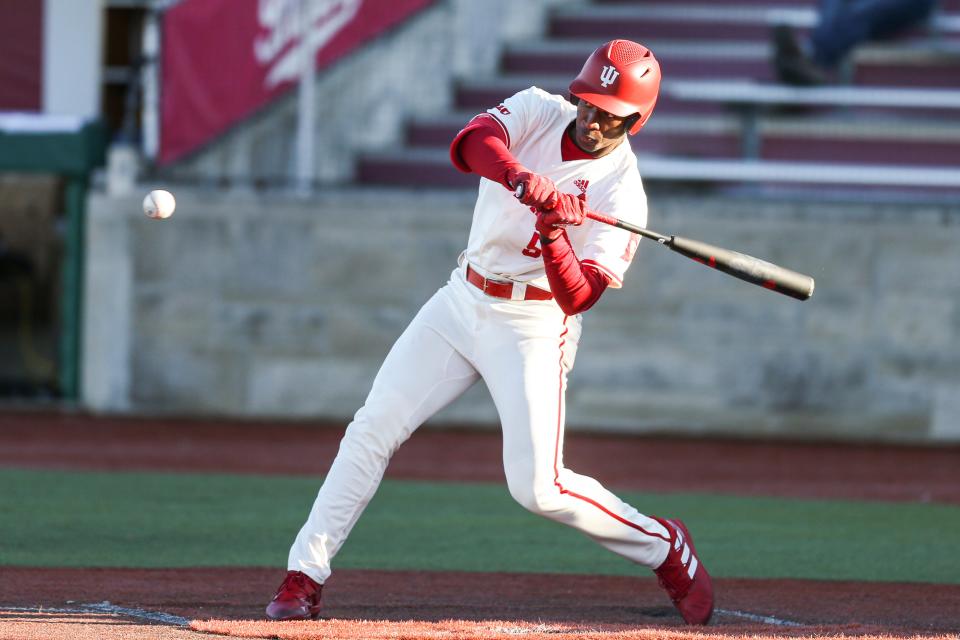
(548, 4, 960, 42)
(405, 113, 744, 158)
(502, 39, 960, 88)
(760, 130, 960, 166)
(853, 50, 960, 87)
(404, 112, 960, 166)
(355, 149, 960, 199)
(664, 79, 960, 115)
(453, 74, 960, 118)
(356, 148, 475, 188)
(454, 74, 575, 112)
(634, 156, 960, 194)
(503, 39, 776, 82)
(550, 6, 806, 42)
(357, 135, 960, 192)
(453, 74, 722, 115)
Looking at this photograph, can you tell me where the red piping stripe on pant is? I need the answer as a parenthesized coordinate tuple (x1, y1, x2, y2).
(551, 316, 669, 543)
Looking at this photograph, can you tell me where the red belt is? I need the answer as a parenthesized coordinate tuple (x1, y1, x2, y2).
(466, 265, 553, 301)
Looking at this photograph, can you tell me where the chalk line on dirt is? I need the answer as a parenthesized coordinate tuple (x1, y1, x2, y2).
(490, 624, 602, 635)
(5, 603, 807, 631)
(2, 603, 189, 627)
(715, 608, 804, 626)
(81, 601, 190, 626)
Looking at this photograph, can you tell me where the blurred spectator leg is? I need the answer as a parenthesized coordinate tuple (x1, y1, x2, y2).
(774, 0, 939, 86)
(772, 24, 829, 86)
(811, 0, 939, 69)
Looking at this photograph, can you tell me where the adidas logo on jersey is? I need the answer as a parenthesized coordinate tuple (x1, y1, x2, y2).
(574, 179, 589, 195)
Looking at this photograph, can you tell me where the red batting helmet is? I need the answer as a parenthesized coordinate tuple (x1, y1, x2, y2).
(569, 39, 661, 135)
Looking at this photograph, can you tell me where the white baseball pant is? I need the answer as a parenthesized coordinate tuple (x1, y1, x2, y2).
(288, 265, 671, 583)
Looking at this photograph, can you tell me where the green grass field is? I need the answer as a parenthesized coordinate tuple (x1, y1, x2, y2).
(1, 467, 957, 583)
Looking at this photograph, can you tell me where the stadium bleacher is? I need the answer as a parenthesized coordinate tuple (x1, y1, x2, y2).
(357, 0, 960, 199)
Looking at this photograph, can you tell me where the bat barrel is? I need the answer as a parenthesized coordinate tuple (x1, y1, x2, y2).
(669, 236, 815, 301)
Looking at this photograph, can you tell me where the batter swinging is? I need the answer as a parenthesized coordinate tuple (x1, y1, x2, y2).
(266, 39, 714, 626)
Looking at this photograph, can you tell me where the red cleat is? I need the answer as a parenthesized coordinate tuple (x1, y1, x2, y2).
(653, 518, 714, 625)
(265, 570, 323, 621)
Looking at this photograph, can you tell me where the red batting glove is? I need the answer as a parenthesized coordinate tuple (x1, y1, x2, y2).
(535, 212, 565, 243)
(505, 168, 560, 210)
(535, 192, 586, 242)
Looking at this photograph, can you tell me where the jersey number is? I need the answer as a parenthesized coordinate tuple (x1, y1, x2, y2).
(521, 232, 542, 258)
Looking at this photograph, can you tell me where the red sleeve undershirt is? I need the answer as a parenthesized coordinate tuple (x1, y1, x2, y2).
(450, 115, 610, 315)
(541, 232, 609, 315)
(449, 114, 520, 188)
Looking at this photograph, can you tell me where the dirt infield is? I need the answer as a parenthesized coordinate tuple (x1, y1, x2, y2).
(2, 410, 960, 639)
(3, 567, 960, 637)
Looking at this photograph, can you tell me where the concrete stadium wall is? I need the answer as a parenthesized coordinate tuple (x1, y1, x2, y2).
(82, 188, 960, 443)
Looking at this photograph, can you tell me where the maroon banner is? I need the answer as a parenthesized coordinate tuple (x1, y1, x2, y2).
(0, 0, 43, 111)
(160, 0, 435, 164)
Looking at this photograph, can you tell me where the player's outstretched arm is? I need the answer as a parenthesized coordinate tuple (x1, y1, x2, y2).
(450, 115, 559, 210)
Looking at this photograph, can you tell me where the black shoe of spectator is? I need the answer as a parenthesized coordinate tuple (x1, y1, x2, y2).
(771, 25, 827, 86)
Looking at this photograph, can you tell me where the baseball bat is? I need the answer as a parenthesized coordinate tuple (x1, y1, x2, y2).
(515, 185, 815, 301)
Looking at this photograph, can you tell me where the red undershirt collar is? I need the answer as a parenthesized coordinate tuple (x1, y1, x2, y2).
(561, 124, 599, 162)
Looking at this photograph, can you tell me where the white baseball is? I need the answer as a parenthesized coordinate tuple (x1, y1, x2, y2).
(143, 189, 176, 219)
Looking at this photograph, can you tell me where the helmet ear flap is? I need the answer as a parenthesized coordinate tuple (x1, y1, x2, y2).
(566, 98, 646, 135)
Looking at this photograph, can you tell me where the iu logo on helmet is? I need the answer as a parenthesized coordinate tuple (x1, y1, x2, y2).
(599, 65, 620, 88)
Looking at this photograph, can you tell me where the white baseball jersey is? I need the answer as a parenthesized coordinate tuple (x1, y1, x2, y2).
(464, 86, 648, 290)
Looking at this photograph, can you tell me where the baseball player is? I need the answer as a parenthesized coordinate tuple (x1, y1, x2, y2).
(266, 39, 714, 625)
